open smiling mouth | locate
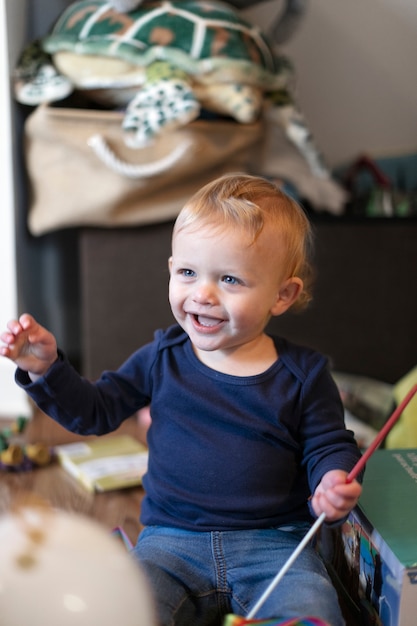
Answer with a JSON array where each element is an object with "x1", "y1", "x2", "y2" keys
[{"x1": 192, "y1": 314, "x2": 224, "y2": 329}]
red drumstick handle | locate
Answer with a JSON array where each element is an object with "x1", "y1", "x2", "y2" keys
[{"x1": 346, "y1": 383, "x2": 417, "y2": 483}]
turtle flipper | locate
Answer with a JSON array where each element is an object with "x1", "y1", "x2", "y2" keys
[
  {"x1": 267, "y1": 88, "x2": 329, "y2": 180},
  {"x1": 195, "y1": 83, "x2": 263, "y2": 124},
  {"x1": 122, "y1": 62, "x2": 200, "y2": 147},
  {"x1": 260, "y1": 103, "x2": 348, "y2": 214},
  {"x1": 13, "y1": 39, "x2": 73, "y2": 106}
]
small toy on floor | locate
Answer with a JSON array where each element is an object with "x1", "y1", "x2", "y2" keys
[{"x1": 0, "y1": 416, "x2": 52, "y2": 471}]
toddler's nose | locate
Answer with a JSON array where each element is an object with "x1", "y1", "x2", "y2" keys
[{"x1": 192, "y1": 282, "x2": 217, "y2": 304}]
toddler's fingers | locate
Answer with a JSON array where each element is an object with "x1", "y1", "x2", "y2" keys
[
  {"x1": 0, "y1": 331, "x2": 15, "y2": 345},
  {"x1": 312, "y1": 495, "x2": 348, "y2": 522},
  {"x1": 0, "y1": 338, "x2": 20, "y2": 359},
  {"x1": 329, "y1": 482, "x2": 359, "y2": 503},
  {"x1": 19, "y1": 313, "x2": 36, "y2": 330},
  {"x1": 312, "y1": 484, "x2": 361, "y2": 521},
  {"x1": 19, "y1": 314, "x2": 49, "y2": 346},
  {"x1": 6, "y1": 319, "x2": 23, "y2": 336},
  {"x1": 311, "y1": 493, "x2": 334, "y2": 520},
  {"x1": 0, "y1": 345, "x2": 10, "y2": 357}
]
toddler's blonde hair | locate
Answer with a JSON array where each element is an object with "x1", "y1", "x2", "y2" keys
[{"x1": 174, "y1": 173, "x2": 315, "y2": 310}]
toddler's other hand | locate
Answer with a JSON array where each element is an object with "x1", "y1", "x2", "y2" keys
[
  {"x1": 0, "y1": 313, "x2": 58, "y2": 380},
  {"x1": 311, "y1": 469, "x2": 362, "y2": 522}
]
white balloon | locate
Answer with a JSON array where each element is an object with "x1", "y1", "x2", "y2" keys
[{"x1": 0, "y1": 505, "x2": 157, "y2": 626}]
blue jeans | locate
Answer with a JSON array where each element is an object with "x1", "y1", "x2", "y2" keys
[{"x1": 131, "y1": 524, "x2": 345, "y2": 626}]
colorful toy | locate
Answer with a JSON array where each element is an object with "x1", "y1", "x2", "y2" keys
[
  {"x1": 224, "y1": 617, "x2": 329, "y2": 626},
  {"x1": 0, "y1": 417, "x2": 52, "y2": 471}
]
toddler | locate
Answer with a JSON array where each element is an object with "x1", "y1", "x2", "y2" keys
[{"x1": 1, "y1": 173, "x2": 362, "y2": 626}]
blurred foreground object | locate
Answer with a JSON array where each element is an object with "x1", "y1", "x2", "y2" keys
[{"x1": 0, "y1": 501, "x2": 157, "y2": 626}]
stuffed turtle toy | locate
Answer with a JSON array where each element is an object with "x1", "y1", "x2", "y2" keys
[
  {"x1": 15, "y1": 0, "x2": 295, "y2": 142},
  {"x1": 14, "y1": 0, "x2": 346, "y2": 213}
]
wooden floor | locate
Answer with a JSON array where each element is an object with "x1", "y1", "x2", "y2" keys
[{"x1": 0, "y1": 406, "x2": 147, "y2": 547}]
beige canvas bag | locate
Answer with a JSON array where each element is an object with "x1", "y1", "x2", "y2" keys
[{"x1": 24, "y1": 103, "x2": 263, "y2": 235}]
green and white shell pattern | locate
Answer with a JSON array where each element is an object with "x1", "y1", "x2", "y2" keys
[{"x1": 42, "y1": 0, "x2": 291, "y2": 90}]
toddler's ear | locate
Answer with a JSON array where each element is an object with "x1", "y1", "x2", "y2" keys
[
  {"x1": 168, "y1": 257, "x2": 173, "y2": 273},
  {"x1": 270, "y1": 277, "x2": 303, "y2": 316}
]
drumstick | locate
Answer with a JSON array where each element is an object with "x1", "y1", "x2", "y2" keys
[
  {"x1": 246, "y1": 511, "x2": 326, "y2": 619},
  {"x1": 346, "y1": 383, "x2": 417, "y2": 483},
  {"x1": 246, "y1": 383, "x2": 417, "y2": 619}
]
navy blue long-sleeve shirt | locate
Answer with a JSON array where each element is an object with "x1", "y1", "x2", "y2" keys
[{"x1": 16, "y1": 325, "x2": 361, "y2": 530}]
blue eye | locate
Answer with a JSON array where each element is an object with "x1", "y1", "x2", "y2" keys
[
  {"x1": 222, "y1": 275, "x2": 240, "y2": 285},
  {"x1": 181, "y1": 269, "x2": 195, "y2": 278}
]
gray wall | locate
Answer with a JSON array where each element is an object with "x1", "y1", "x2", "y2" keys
[{"x1": 244, "y1": 0, "x2": 417, "y2": 166}]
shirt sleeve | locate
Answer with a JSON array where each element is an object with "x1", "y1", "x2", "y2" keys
[
  {"x1": 15, "y1": 345, "x2": 156, "y2": 436},
  {"x1": 298, "y1": 357, "x2": 363, "y2": 493}
]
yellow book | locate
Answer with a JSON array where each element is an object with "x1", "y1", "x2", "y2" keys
[{"x1": 55, "y1": 435, "x2": 148, "y2": 492}]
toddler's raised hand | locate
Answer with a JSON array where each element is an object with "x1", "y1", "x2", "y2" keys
[
  {"x1": 311, "y1": 469, "x2": 362, "y2": 522},
  {"x1": 0, "y1": 313, "x2": 58, "y2": 381}
]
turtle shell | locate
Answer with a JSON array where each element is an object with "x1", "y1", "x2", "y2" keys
[{"x1": 42, "y1": 0, "x2": 291, "y2": 89}]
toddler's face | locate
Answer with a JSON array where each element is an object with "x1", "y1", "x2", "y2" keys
[{"x1": 168, "y1": 222, "x2": 294, "y2": 358}]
